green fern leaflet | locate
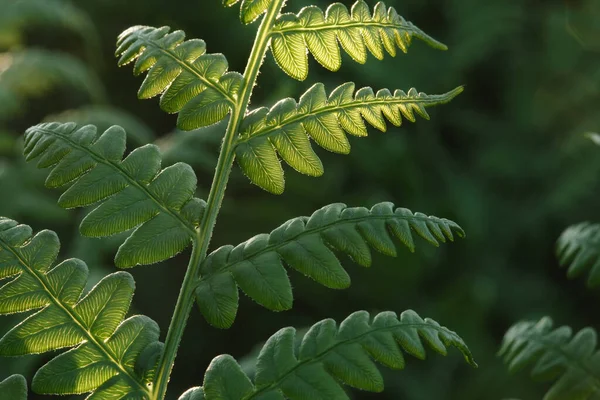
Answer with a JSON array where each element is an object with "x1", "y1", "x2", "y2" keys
[
  {"x1": 556, "y1": 222, "x2": 600, "y2": 287},
  {"x1": 23, "y1": 122, "x2": 206, "y2": 268},
  {"x1": 180, "y1": 310, "x2": 476, "y2": 400},
  {"x1": 500, "y1": 317, "x2": 600, "y2": 400},
  {"x1": 196, "y1": 202, "x2": 465, "y2": 328},
  {"x1": 269, "y1": 1, "x2": 447, "y2": 80},
  {"x1": 0, "y1": 375, "x2": 27, "y2": 400},
  {"x1": 116, "y1": 26, "x2": 243, "y2": 130},
  {"x1": 236, "y1": 84, "x2": 462, "y2": 194},
  {"x1": 0, "y1": 217, "x2": 163, "y2": 398}
]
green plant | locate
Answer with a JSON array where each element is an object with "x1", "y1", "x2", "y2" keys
[
  {"x1": 0, "y1": 1, "x2": 477, "y2": 399},
  {"x1": 499, "y1": 135, "x2": 600, "y2": 399}
]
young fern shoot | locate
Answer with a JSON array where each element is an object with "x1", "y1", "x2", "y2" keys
[{"x1": 0, "y1": 1, "x2": 476, "y2": 399}]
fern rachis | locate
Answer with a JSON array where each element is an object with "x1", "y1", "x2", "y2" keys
[{"x1": 0, "y1": 0, "x2": 475, "y2": 399}]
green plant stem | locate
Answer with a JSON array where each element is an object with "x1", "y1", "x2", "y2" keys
[{"x1": 151, "y1": 2, "x2": 286, "y2": 399}]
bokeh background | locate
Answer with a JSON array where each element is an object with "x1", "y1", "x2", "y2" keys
[{"x1": 2, "y1": 0, "x2": 600, "y2": 398}]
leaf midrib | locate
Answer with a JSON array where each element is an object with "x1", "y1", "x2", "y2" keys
[
  {"x1": 144, "y1": 42, "x2": 236, "y2": 105},
  {"x1": 237, "y1": 90, "x2": 458, "y2": 143},
  {"x1": 34, "y1": 127, "x2": 196, "y2": 237},
  {"x1": 245, "y1": 321, "x2": 467, "y2": 399},
  {"x1": 0, "y1": 238, "x2": 151, "y2": 397},
  {"x1": 272, "y1": 20, "x2": 418, "y2": 35},
  {"x1": 198, "y1": 213, "x2": 459, "y2": 285}
]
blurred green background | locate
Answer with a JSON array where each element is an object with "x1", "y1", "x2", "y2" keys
[{"x1": 2, "y1": 0, "x2": 600, "y2": 398}]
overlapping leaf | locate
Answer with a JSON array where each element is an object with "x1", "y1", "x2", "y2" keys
[
  {"x1": 179, "y1": 310, "x2": 476, "y2": 400},
  {"x1": 23, "y1": 122, "x2": 206, "y2": 268},
  {"x1": 500, "y1": 317, "x2": 600, "y2": 400},
  {"x1": 269, "y1": 1, "x2": 448, "y2": 80},
  {"x1": 0, "y1": 375, "x2": 27, "y2": 400},
  {"x1": 0, "y1": 218, "x2": 163, "y2": 398},
  {"x1": 556, "y1": 222, "x2": 600, "y2": 287},
  {"x1": 236, "y1": 83, "x2": 463, "y2": 194},
  {"x1": 195, "y1": 202, "x2": 465, "y2": 328},
  {"x1": 116, "y1": 25, "x2": 243, "y2": 129}
]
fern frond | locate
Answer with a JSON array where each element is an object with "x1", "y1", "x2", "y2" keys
[
  {"x1": 0, "y1": 0, "x2": 99, "y2": 55},
  {"x1": 0, "y1": 50, "x2": 105, "y2": 122},
  {"x1": 269, "y1": 1, "x2": 447, "y2": 80},
  {"x1": 0, "y1": 217, "x2": 163, "y2": 398},
  {"x1": 236, "y1": 83, "x2": 462, "y2": 194},
  {"x1": 0, "y1": 375, "x2": 27, "y2": 400},
  {"x1": 499, "y1": 317, "x2": 600, "y2": 400},
  {"x1": 556, "y1": 222, "x2": 600, "y2": 287},
  {"x1": 195, "y1": 202, "x2": 464, "y2": 328},
  {"x1": 45, "y1": 105, "x2": 155, "y2": 146},
  {"x1": 179, "y1": 310, "x2": 476, "y2": 400},
  {"x1": 116, "y1": 26, "x2": 243, "y2": 129},
  {"x1": 23, "y1": 122, "x2": 206, "y2": 268}
]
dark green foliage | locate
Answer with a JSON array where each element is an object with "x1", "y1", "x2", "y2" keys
[
  {"x1": 180, "y1": 310, "x2": 475, "y2": 400},
  {"x1": 556, "y1": 222, "x2": 600, "y2": 287},
  {"x1": 196, "y1": 201, "x2": 464, "y2": 328},
  {"x1": 0, "y1": 375, "x2": 27, "y2": 400},
  {"x1": 500, "y1": 317, "x2": 600, "y2": 400}
]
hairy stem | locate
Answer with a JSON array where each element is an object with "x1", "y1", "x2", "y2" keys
[{"x1": 151, "y1": 2, "x2": 286, "y2": 399}]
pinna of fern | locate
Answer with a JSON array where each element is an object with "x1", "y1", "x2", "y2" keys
[
  {"x1": 0, "y1": 217, "x2": 163, "y2": 398},
  {"x1": 224, "y1": 0, "x2": 448, "y2": 79},
  {"x1": 556, "y1": 222, "x2": 600, "y2": 287},
  {"x1": 235, "y1": 83, "x2": 463, "y2": 194},
  {"x1": 179, "y1": 310, "x2": 476, "y2": 400},
  {"x1": 22, "y1": 122, "x2": 206, "y2": 268},
  {"x1": 195, "y1": 201, "x2": 465, "y2": 328},
  {"x1": 500, "y1": 316, "x2": 600, "y2": 400},
  {"x1": 0, "y1": 375, "x2": 27, "y2": 400}
]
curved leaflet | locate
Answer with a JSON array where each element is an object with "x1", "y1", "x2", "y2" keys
[
  {"x1": 179, "y1": 310, "x2": 476, "y2": 399},
  {"x1": 236, "y1": 83, "x2": 462, "y2": 194},
  {"x1": 500, "y1": 317, "x2": 600, "y2": 400},
  {"x1": 195, "y1": 201, "x2": 465, "y2": 328},
  {"x1": 0, "y1": 375, "x2": 27, "y2": 400},
  {"x1": 23, "y1": 122, "x2": 206, "y2": 268},
  {"x1": 270, "y1": 1, "x2": 447, "y2": 80},
  {"x1": 0, "y1": 217, "x2": 162, "y2": 398},
  {"x1": 116, "y1": 26, "x2": 243, "y2": 129},
  {"x1": 556, "y1": 222, "x2": 600, "y2": 287}
]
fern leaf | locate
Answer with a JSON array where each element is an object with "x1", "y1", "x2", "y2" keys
[
  {"x1": 180, "y1": 310, "x2": 476, "y2": 400},
  {"x1": 556, "y1": 222, "x2": 600, "y2": 287},
  {"x1": 0, "y1": 217, "x2": 162, "y2": 398},
  {"x1": 23, "y1": 122, "x2": 206, "y2": 268},
  {"x1": 236, "y1": 84, "x2": 462, "y2": 194},
  {"x1": 500, "y1": 317, "x2": 600, "y2": 400},
  {"x1": 116, "y1": 25, "x2": 243, "y2": 129},
  {"x1": 195, "y1": 202, "x2": 464, "y2": 328},
  {"x1": 269, "y1": 1, "x2": 447, "y2": 80},
  {"x1": 0, "y1": 375, "x2": 27, "y2": 400}
]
